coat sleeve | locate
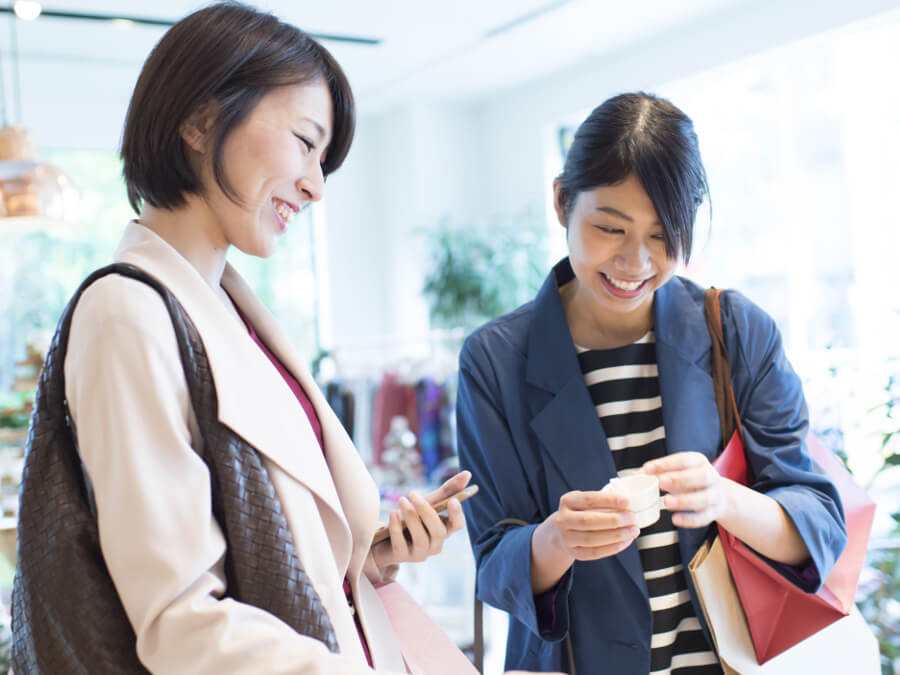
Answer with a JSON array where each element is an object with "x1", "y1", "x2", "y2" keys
[
  {"x1": 456, "y1": 334, "x2": 573, "y2": 641},
  {"x1": 65, "y1": 276, "x2": 390, "y2": 675},
  {"x1": 722, "y1": 290, "x2": 847, "y2": 590}
]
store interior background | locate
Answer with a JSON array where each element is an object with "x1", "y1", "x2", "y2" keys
[{"x1": 1, "y1": 0, "x2": 900, "y2": 672}]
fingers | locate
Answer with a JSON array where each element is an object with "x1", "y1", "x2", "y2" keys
[
  {"x1": 388, "y1": 490, "x2": 466, "y2": 563},
  {"x1": 656, "y1": 465, "x2": 718, "y2": 494},
  {"x1": 425, "y1": 470, "x2": 471, "y2": 505},
  {"x1": 444, "y1": 498, "x2": 465, "y2": 534},
  {"x1": 553, "y1": 491, "x2": 640, "y2": 561},
  {"x1": 643, "y1": 451, "x2": 707, "y2": 476},
  {"x1": 561, "y1": 490, "x2": 630, "y2": 512},
  {"x1": 562, "y1": 525, "x2": 640, "y2": 550},
  {"x1": 556, "y1": 504, "x2": 636, "y2": 532},
  {"x1": 388, "y1": 509, "x2": 409, "y2": 563},
  {"x1": 669, "y1": 508, "x2": 718, "y2": 528},
  {"x1": 397, "y1": 495, "x2": 435, "y2": 561},
  {"x1": 663, "y1": 482, "x2": 727, "y2": 517}
]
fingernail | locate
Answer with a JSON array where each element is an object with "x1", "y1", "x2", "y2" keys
[
  {"x1": 409, "y1": 493, "x2": 423, "y2": 505},
  {"x1": 399, "y1": 497, "x2": 411, "y2": 509}
]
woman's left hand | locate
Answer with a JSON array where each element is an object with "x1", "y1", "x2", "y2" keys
[
  {"x1": 371, "y1": 471, "x2": 470, "y2": 567},
  {"x1": 643, "y1": 452, "x2": 732, "y2": 528}
]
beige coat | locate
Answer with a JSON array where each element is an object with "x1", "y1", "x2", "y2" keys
[{"x1": 64, "y1": 222, "x2": 407, "y2": 674}]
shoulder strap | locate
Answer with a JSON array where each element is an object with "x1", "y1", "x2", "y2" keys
[{"x1": 703, "y1": 288, "x2": 744, "y2": 449}]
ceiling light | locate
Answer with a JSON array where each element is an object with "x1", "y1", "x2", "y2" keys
[
  {"x1": 0, "y1": 127, "x2": 79, "y2": 232},
  {"x1": 13, "y1": 1, "x2": 42, "y2": 22},
  {"x1": 111, "y1": 18, "x2": 135, "y2": 30}
]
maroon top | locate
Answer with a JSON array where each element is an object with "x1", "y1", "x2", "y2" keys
[{"x1": 234, "y1": 305, "x2": 374, "y2": 667}]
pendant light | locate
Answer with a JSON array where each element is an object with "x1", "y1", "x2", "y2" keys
[{"x1": 0, "y1": 11, "x2": 78, "y2": 232}]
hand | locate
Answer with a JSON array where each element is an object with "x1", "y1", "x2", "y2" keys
[
  {"x1": 371, "y1": 471, "x2": 470, "y2": 567},
  {"x1": 642, "y1": 451, "x2": 731, "y2": 528},
  {"x1": 549, "y1": 489, "x2": 640, "y2": 562}
]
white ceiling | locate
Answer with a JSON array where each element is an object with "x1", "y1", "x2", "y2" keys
[{"x1": 2, "y1": 0, "x2": 748, "y2": 123}]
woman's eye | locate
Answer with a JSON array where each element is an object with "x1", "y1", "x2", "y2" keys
[
  {"x1": 651, "y1": 233, "x2": 667, "y2": 241},
  {"x1": 294, "y1": 134, "x2": 314, "y2": 152},
  {"x1": 595, "y1": 225, "x2": 623, "y2": 234}
]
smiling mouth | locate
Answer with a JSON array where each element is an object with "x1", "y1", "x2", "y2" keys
[
  {"x1": 273, "y1": 198, "x2": 299, "y2": 227},
  {"x1": 601, "y1": 272, "x2": 649, "y2": 292}
]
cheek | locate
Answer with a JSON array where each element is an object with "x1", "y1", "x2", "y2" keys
[{"x1": 653, "y1": 251, "x2": 680, "y2": 283}]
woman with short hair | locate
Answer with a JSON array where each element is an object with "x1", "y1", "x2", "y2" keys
[{"x1": 13, "y1": 4, "x2": 471, "y2": 673}]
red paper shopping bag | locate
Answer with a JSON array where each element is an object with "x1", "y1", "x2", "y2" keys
[
  {"x1": 713, "y1": 430, "x2": 876, "y2": 664},
  {"x1": 703, "y1": 286, "x2": 876, "y2": 664}
]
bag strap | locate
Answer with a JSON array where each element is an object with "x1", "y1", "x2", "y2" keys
[{"x1": 703, "y1": 288, "x2": 744, "y2": 449}]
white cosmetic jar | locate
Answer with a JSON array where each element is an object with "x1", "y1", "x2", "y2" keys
[{"x1": 602, "y1": 473, "x2": 661, "y2": 528}]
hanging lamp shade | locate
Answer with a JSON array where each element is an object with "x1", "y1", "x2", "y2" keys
[{"x1": 0, "y1": 126, "x2": 79, "y2": 232}]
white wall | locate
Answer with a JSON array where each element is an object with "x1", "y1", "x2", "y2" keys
[
  {"x1": 324, "y1": 0, "x2": 900, "y2": 346},
  {"x1": 322, "y1": 100, "x2": 482, "y2": 349}
]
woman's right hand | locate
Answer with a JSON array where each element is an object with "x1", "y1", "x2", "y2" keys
[
  {"x1": 551, "y1": 490, "x2": 640, "y2": 561},
  {"x1": 530, "y1": 489, "x2": 640, "y2": 593}
]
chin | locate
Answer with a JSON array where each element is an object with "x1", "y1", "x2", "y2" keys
[{"x1": 234, "y1": 241, "x2": 276, "y2": 259}]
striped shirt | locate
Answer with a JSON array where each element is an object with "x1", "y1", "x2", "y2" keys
[{"x1": 577, "y1": 332, "x2": 722, "y2": 675}]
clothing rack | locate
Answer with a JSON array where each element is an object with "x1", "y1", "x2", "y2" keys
[{"x1": 323, "y1": 329, "x2": 465, "y2": 382}]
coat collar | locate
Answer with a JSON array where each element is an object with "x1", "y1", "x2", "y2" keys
[
  {"x1": 112, "y1": 222, "x2": 380, "y2": 574},
  {"x1": 526, "y1": 258, "x2": 712, "y2": 393}
]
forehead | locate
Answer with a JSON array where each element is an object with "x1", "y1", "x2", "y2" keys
[
  {"x1": 575, "y1": 175, "x2": 659, "y2": 221},
  {"x1": 252, "y1": 81, "x2": 333, "y2": 137}
]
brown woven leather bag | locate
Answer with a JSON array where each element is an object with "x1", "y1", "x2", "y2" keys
[{"x1": 12, "y1": 263, "x2": 338, "y2": 674}]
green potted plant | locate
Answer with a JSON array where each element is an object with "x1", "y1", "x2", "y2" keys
[{"x1": 421, "y1": 208, "x2": 548, "y2": 334}]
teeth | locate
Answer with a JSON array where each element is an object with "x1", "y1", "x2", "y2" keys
[
  {"x1": 605, "y1": 274, "x2": 644, "y2": 291},
  {"x1": 274, "y1": 201, "x2": 296, "y2": 224}
]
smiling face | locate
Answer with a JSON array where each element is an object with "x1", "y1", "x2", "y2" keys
[
  {"x1": 192, "y1": 80, "x2": 333, "y2": 258},
  {"x1": 555, "y1": 173, "x2": 682, "y2": 341}
]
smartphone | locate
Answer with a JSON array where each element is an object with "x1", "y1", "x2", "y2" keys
[{"x1": 371, "y1": 484, "x2": 479, "y2": 545}]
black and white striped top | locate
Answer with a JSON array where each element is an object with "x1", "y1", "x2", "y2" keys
[{"x1": 577, "y1": 332, "x2": 722, "y2": 675}]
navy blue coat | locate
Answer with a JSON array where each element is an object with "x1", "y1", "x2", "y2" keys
[{"x1": 457, "y1": 259, "x2": 847, "y2": 674}]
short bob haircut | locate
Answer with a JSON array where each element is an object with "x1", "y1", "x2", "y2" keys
[
  {"x1": 121, "y1": 1, "x2": 355, "y2": 214},
  {"x1": 556, "y1": 92, "x2": 709, "y2": 261}
]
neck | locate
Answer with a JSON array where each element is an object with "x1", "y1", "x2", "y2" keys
[
  {"x1": 561, "y1": 280, "x2": 654, "y2": 349},
  {"x1": 138, "y1": 199, "x2": 229, "y2": 291}
]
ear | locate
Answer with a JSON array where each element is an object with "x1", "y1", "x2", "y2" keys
[
  {"x1": 180, "y1": 101, "x2": 217, "y2": 153},
  {"x1": 552, "y1": 178, "x2": 568, "y2": 229}
]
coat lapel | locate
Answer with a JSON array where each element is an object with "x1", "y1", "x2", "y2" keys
[
  {"x1": 525, "y1": 259, "x2": 645, "y2": 595},
  {"x1": 653, "y1": 277, "x2": 723, "y2": 567},
  {"x1": 113, "y1": 223, "x2": 358, "y2": 569},
  {"x1": 222, "y1": 264, "x2": 379, "y2": 577}
]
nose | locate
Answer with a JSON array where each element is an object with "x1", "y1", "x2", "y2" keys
[
  {"x1": 297, "y1": 161, "x2": 325, "y2": 204},
  {"x1": 614, "y1": 235, "x2": 651, "y2": 274}
]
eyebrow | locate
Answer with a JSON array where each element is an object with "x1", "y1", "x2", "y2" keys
[
  {"x1": 301, "y1": 117, "x2": 328, "y2": 142},
  {"x1": 595, "y1": 206, "x2": 634, "y2": 221},
  {"x1": 595, "y1": 206, "x2": 662, "y2": 226}
]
